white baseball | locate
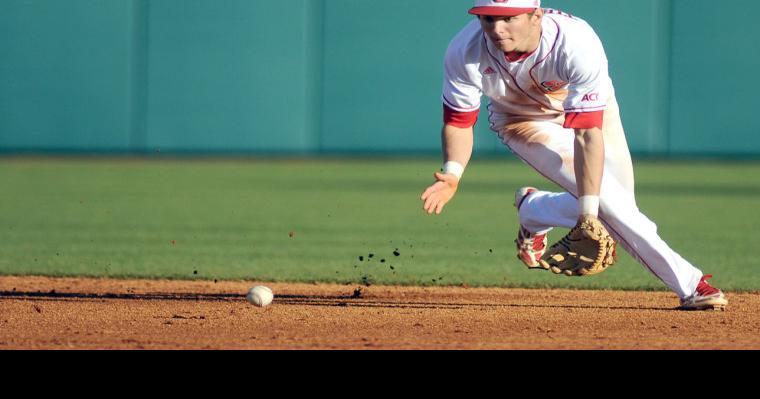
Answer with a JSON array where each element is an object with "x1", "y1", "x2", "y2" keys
[{"x1": 246, "y1": 286, "x2": 274, "y2": 307}]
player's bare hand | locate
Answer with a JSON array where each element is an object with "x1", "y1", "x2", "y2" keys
[{"x1": 421, "y1": 172, "x2": 459, "y2": 215}]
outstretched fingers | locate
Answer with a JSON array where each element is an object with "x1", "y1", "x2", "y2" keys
[
  {"x1": 423, "y1": 192, "x2": 442, "y2": 215},
  {"x1": 421, "y1": 173, "x2": 456, "y2": 215},
  {"x1": 420, "y1": 186, "x2": 436, "y2": 202},
  {"x1": 435, "y1": 200, "x2": 446, "y2": 215}
]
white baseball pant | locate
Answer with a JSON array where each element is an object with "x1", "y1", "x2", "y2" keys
[{"x1": 490, "y1": 96, "x2": 703, "y2": 299}]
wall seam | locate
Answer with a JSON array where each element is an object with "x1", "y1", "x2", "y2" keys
[
  {"x1": 130, "y1": 0, "x2": 149, "y2": 153},
  {"x1": 304, "y1": 0, "x2": 325, "y2": 154},
  {"x1": 665, "y1": 0, "x2": 675, "y2": 155},
  {"x1": 317, "y1": 0, "x2": 326, "y2": 154}
]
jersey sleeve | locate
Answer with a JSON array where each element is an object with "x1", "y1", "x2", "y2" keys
[
  {"x1": 442, "y1": 40, "x2": 483, "y2": 114},
  {"x1": 443, "y1": 104, "x2": 479, "y2": 128},
  {"x1": 560, "y1": 30, "x2": 610, "y2": 119},
  {"x1": 564, "y1": 110, "x2": 604, "y2": 129}
]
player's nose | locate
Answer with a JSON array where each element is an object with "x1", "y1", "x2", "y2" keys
[
  {"x1": 486, "y1": 22, "x2": 507, "y2": 36},
  {"x1": 490, "y1": 19, "x2": 507, "y2": 28}
]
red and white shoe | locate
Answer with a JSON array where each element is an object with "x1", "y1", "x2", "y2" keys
[
  {"x1": 514, "y1": 187, "x2": 548, "y2": 269},
  {"x1": 680, "y1": 275, "x2": 728, "y2": 311}
]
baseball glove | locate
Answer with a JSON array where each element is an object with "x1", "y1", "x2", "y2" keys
[{"x1": 539, "y1": 216, "x2": 617, "y2": 277}]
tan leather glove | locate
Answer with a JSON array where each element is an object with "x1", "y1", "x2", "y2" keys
[{"x1": 539, "y1": 216, "x2": 618, "y2": 277}]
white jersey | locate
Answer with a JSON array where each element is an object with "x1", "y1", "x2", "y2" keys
[
  {"x1": 439, "y1": 8, "x2": 713, "y2": 306},
  {"x1": 442, "y1": 9, "x2": 612, "y2": 124}
]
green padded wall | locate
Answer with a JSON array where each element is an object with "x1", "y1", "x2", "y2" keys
[
  {"x1": 319, "y1": 0, "x2": 502, "y2": 153},
  {"x1": 144, "y1": 0, "x2": 317, "y2": 152},
  {"x1": 1, "y1": 0, "x2": 758, "y2": 156},
  {"x1": 669, "y1": 0, "x2": 760, "y2": 155},
  {"x1": 0, "y1": 0, "x2": 134, "y2": 151}
]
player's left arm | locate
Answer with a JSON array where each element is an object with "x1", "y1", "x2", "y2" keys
[
  {"x1": 561, "y1": 29, "x2": 610, "y2": 220},
  {"x1": 574, "y1": 127, "x2": 604, "y2": 219}
]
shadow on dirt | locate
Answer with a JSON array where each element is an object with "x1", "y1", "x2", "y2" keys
[
  {"x1": 0, "y1": 291, "x2": 240, "y2": 302},
  {"x1": 0, "y1": 290, "x2": 677, "y2": 311}
]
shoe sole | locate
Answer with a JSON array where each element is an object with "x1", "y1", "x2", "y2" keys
[
  {"x1": 517, "y1": 253, "x2": 544, "y2": 269},
  {"x1": 679, "y1": 296, "x2": 728, "y2": 311},
  {"x1": 679, "y1": 303, "x2": 727, "y2": 311}
]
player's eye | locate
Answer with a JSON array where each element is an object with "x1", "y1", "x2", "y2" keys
[{"x1": 480, "y1": 16, "x2": 513, "y2": 24}]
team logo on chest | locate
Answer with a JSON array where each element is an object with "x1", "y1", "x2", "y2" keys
[
  {"x1": 541, "y1": 80, "x2": 567, "y2": 92},
  {"x1": 483, "y1": 66, "x2": 497, "y2": 75}
]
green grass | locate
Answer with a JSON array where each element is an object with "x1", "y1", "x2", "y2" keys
[{"x1": 1, "y1": 157, "x2": 759, "y2": 292}]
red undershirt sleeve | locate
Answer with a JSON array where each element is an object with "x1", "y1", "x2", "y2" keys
[
  {"x1": 443, "y1": 104, "x2": 479, "y2": 128},
  {"x1": 564, "y1": 110, "x2": 604, "y2": 130}
]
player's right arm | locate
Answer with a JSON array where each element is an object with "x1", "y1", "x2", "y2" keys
[
  {"x1": 423, "y1": 22, "x2": 483, "y2": 215},
  {"x1": 421, "y1": 123, "x2": 474, "y2": 215}
]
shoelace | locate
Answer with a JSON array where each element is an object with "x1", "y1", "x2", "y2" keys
[
  {"x1": 696, "y1": 275, "x2": 721, "y2": 296},
  {"x1": 517, "y1": 228, "x2": 546, "y2": 251},
  {"x1": 531, "y1": 235, "x2": 546, "y2": 251}
]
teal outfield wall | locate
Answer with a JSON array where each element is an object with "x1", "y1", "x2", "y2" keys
[{"x1": 1, "y1": 0, "x2": 759, "y2": 155}]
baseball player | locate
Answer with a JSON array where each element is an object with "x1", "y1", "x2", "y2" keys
[{"x1": 420, "y1": 0, "x2": 728, "y2": 310}]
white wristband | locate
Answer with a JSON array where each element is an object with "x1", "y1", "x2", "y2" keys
[
  {"x1": 578, "y1": 195, "x2": 600, "y2": 218},
  {"x1": 443, "y1": 161, "x2": 465, "y2": 180}
]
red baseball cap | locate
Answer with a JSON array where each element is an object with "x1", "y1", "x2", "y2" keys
[{"x1": 469, "y1": 0, "x2": 541, "y2": 17}]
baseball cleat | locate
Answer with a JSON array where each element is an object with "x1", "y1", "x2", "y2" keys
[
  {"x1": 679, "y1": 275, "x2": 728, "y2": 311},
  {"x1": 514, "y1": 187, "x2": 548, "y2": 269}
]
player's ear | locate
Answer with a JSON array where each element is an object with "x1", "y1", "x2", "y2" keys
[{"x1": 531, "y1": 8, "x2": 544, "y2": 23}]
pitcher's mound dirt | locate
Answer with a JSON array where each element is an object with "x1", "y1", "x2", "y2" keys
[{"x1": 1, "y1": 276, "x2": 758, "y2": 349}]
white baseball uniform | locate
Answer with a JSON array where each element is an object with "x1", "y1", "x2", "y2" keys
[{"x1": 442, "y1": 9, "x2": 704, "y2": 299}]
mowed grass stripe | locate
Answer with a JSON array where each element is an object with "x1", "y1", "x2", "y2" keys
[{"x1": 1, "y1": 157, "x2": 758, "y2": 292}]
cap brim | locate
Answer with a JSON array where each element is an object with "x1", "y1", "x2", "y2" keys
[{"x1": 469, "y1": 7, "x2": 537, "y2": 17}]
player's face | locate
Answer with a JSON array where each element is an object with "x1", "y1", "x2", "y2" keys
[{"x1": 479, "y1": 11, "x2": 543, "y2": 53}]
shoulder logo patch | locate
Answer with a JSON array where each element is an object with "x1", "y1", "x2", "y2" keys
[{"x1": 541, "y1": 81, "x2": 567, "y2": 92}]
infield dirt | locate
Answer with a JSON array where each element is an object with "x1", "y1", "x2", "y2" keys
[{"x1": 1, "y1": 276, "x2": 758, "y2": 350}]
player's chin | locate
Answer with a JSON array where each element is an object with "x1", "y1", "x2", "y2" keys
[
  {"x1": 499, "y1": 43, "x2": 517, "y2": 52},
  {"x1": 492, "y1": 39, "x2": 515, "y2": 52}
]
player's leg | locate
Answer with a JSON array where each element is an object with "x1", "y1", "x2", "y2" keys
[
  {"x1": 514, "y1": 97, "x2": 636, "y2": 235},
  {"x1": 500, "y1": 119, "x2": 582, "y2": 235},
  {"x1": 593, "y1": 167, "x2": 725, "y2": 309},
  {"x1": 499, "y1": 117, "x2": 580, "y2": 268},
  {"x1": 518, "y1": 190, "x2": 577, "y2": 234},
  {"x1": 496, "y1": 101, "x2": 713, "y2": 302}
]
